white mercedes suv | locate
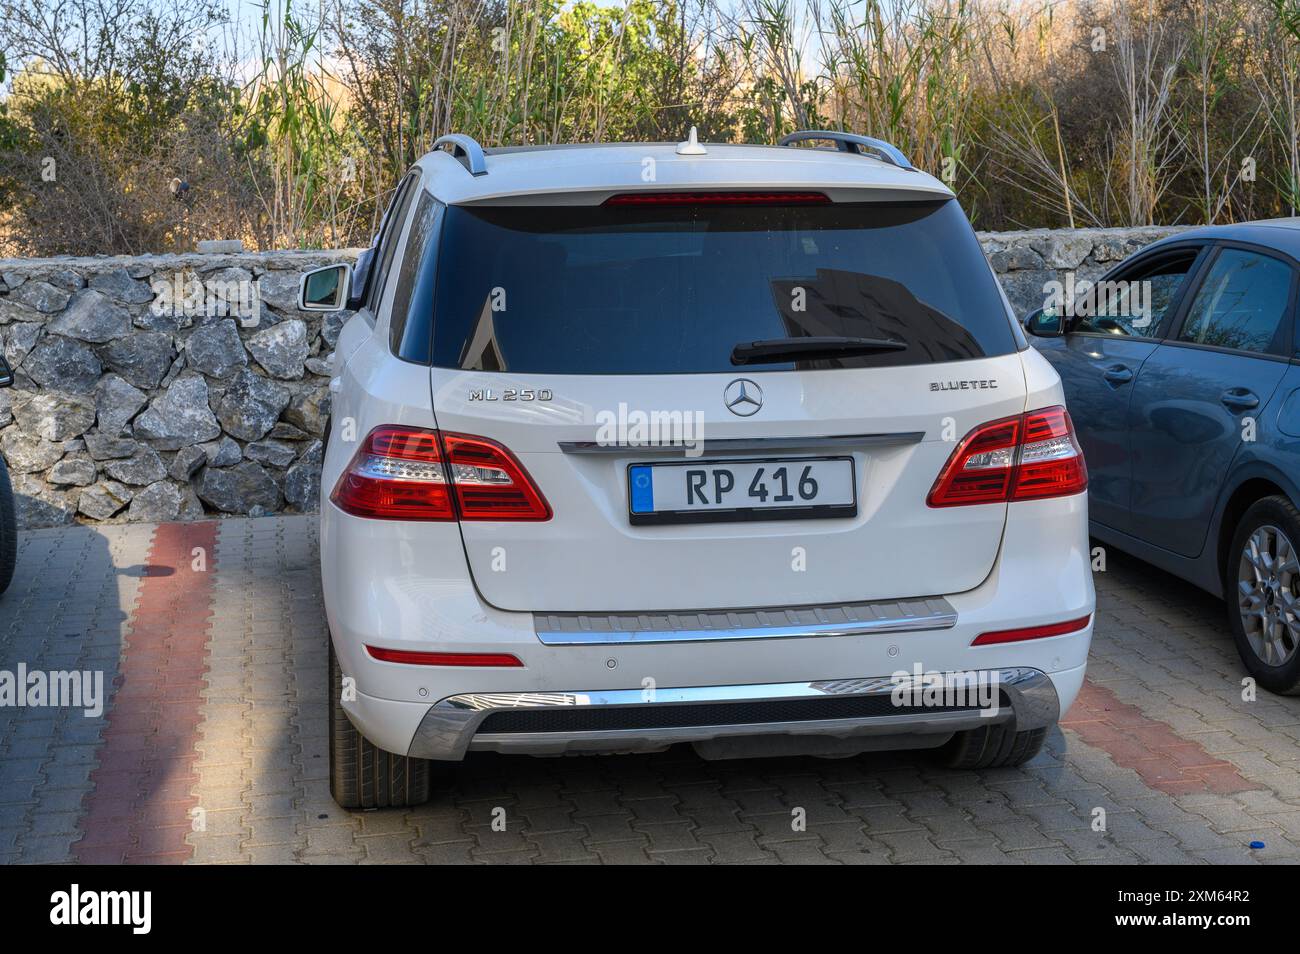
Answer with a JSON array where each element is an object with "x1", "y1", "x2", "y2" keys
[{"x1": 302, "y1": 129, "x2": 1095, "y2": 809}]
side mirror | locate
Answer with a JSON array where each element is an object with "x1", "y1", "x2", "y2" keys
[
  {"x1": 299, "y1": 264, "x2": 351, "y2": 311},
  {"x1": 1024, "y1": 307, "x2": 1066, "y2": 338},
  {"x1": 0, "y1": 355, "x2": 13, "y2": 388}
]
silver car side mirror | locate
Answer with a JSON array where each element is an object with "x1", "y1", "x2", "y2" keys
[{"x1": 299, "y1": 264, "x2": 352, "y2": 312}]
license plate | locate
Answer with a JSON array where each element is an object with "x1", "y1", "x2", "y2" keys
[{"x1": 627, "y1": 457, "x2": 857, "y2": 526}]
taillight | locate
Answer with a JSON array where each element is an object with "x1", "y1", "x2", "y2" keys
[
  {"x1": 441, "y1": 432, "x2": 552, "y2": 520},
  {"x1": 1012, "y1": 407, "x2": 1089, "y2": 501},
  {"x1": 330, "y1": 425, "x2": 454, "y2": 520},
  {"x1": 927, "y1": 406, "x2": 1087, "y2": 507},
  {"x1": 603, "y1": 191, "x2": 830, "y2": 206},
  {"x1": 330, "y1": 425, "x2": 550, "y2": 521}
]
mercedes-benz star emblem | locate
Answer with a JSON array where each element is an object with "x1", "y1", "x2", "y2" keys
[{"x1": 724, "y1": 378, "x2": 763, "y2": 416}]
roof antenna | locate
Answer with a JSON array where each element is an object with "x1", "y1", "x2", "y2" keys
[{"x1": 676, "y1": 126, "x2": 707, "y2": 156}]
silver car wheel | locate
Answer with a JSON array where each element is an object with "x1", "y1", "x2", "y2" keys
[{"x1": 1238, "y1": 524, "x2": 1300, "y2": 667}]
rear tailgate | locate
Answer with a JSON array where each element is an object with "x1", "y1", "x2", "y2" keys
[
  {"x1": 424, "y1": 195, "x2": 1024, "y2": 613},
  {"x1": 433, "y1": 357, "x2": 1025, "y2": 612}
]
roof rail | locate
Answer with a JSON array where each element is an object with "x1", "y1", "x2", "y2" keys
[
  {"x1": 778, "y1": 130, "x2": 915, "y2": 172},
  {"x1": 433, "y1": 134, "x2": 489, "y2": 176}
]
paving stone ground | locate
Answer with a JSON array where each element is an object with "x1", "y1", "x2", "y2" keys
[{"x1": 2, "y1": 515, "x2": 1300, "y2": 864}]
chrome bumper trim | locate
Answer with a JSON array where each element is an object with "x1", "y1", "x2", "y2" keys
[
  {"x1": 406, "y1": 667, "x2": 1059, "y2": 760},
  {"x1": 557, "y1": 431, "x2": 925, "y2": 456},
  {"x1": 535, "y1": 597, "x2": 957, "y2": 646}
]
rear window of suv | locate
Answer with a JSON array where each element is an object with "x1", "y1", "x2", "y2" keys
[{"x1": 427, "y1": 198, "x2": 1014, "y2": 373}]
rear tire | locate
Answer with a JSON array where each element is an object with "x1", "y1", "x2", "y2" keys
[
  {"x1": 0, "y1": 457, "x2": 18, "y2": 596},
  {"x1": 940, "y1": 723, "x2": 1047, "y2": 769},
  {"x1": 328, "y1": 639, "x2": 432, "y2": 809},
  {"x1": 1226, "y1": 496, "x2": 1300, "y2": 695}
]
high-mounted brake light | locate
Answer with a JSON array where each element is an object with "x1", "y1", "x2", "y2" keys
[
  {"x1": 603, "y1": 191, "x2": 830, "y2": 206},
  {"x1": 971, "y1": 615, "x2": 1092, "y2": 646},
  {"x1": 927, "y1": 406, "x2": 1087, "y2": 507},
  {"x1": 366, "y1": 646, "x2": 524, "y2": 667},
  {"x1": 330, "y1": 425, "x2": 551, "y2": 521}
]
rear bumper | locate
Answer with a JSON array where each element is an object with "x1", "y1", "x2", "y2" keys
[
  {"x1": 406, "y1": 666, "x2": 1062, "y2": 759},
  {"x1": 322, "y1": 490, "x2": 1094, "y2": 759}
]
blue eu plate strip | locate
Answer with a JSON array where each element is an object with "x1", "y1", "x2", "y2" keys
[{"x1": 629, "y1": 465, "x2": 654, "y2": 513}]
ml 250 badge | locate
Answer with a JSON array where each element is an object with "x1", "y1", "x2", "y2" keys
[
  {"x1": 930, "y1": 379, "x2": 998, "y2": 392},
  {"x1": 468, "y1": 388, "x2": 553, "y2": 402}
]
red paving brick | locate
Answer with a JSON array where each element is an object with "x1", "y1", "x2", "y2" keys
[
  {"x1": 73, "y1": 521, "x2": 219, "y2": 864},
  {"x1": 1062, "y1": 679, "x2": 1260, "y2": 796}
]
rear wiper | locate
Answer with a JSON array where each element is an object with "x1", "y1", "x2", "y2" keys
[{"x1": 730, "y1": 335, "x2": 907, "y2": 365}]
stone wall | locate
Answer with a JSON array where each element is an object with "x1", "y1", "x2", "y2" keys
[
  {"x1": 0, "y1": 226, "x2": 1188, "y2": 527},
  {"x1": 0, "y1": 250, "x2": 360, "y2": 528}
]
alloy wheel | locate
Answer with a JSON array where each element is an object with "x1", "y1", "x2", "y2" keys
[{"x1": 1238, "y1": 524, "x2": 1300, "y2": 667}]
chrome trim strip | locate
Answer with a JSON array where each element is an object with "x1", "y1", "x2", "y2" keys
[
  {"x1": 557, "y1": 432, "x2": 924, "y2": 455},
  {"x1": 406, "y1": 667, "x2": 1059, "y2": 760},
  {"x1": 534, "y1": 598, "x2": 956, "y2": 646},
  {"x1": 442, "y1": 677, "x2": 905, "y2": 712}
]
